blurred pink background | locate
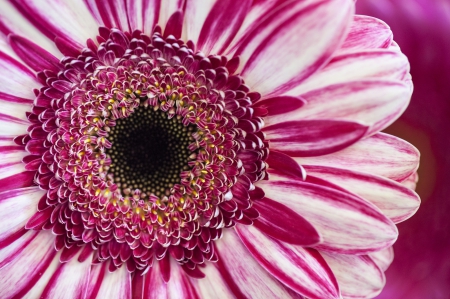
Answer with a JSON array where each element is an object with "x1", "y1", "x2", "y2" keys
[{"x1": 356, "y1": 1, "x2": 450, "y2": 298}]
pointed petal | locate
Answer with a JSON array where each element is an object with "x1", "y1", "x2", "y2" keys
[
  {"x1": 126, "y1": 0, "x2": 161, "y2": 34},
  {"x1": 0, "y1": 231, "x2": 57, "y2": 298},
  {"x1": 238, "y1": 0, "x2": 353, "y2": 96},
  {"x1": 0, "y1": 187, "x2": 44, "y2": 245},
  {"x1": 304, "y1": 165, "x2": 420, "y2": 223},
  {"x1": 266, "y1": 150, "x2": 306, "y2": 179},
  {"x1": 258, "y1": 174, "x2": 398, "y2": 254},
  {"x1": 9, "y1": 0, "x2": 98, "y2": 48},
  {"x1": 39, "y1": 250, "x2": 92, "y2": 299},
  {"x1": 321, "y1": 252, "x2": 385, "y2": 299},
  {"x1": 289, "y1": 50, "x2": 409, "y2": 95},
  {"x1": 237, "y1": 225, "x2": 340, "y2": 299},
  {"x1": 264, "y1": 120, "x2": 368, "y2": 157},
  {"x1": 9, "y1": 35, "x2": 62, "y2": 72},
  {"x1": 158, "y1": 0, "x2": 186, "y2": 34},
  {"x1": 295, "y1": 133, "x2": 420, "y2": 182},
  {"x1": 266, "y1": 80, "x2": 411, "y2": 135},
  {"x1": 253, "y1": 197, "x2": 321, "y2": 246},
  {"x1": 369, "y1": 246, "x2": 394, "y2": 272},
  {"x1": 195, "y1": 0, "x2": 252, "y2": 54},
  {"x1": 215, "y1": 230, "x2": 301, "y2": 298},
  {"x1": 253, "y1": 96, "x2": 305, "y2": 116},
  {"x1": 83, "y1": 0, "x2": 130, "y2": 32},
  {"x1": 339, "y1": 15, "x2": 392, "y2": 53}
]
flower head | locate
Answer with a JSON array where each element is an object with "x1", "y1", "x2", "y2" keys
[{"x1": 0, "y1": 0, "x2": 420, "y2": 298}]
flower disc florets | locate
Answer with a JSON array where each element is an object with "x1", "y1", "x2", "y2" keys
[{"x1": 20, "y1": 26, "x2": 268, "y2": 273}]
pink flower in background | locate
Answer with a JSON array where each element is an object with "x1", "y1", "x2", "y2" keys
[
  {"x1": 0, "y1": 0, "x2": 420, "y2": 298},
  {"x1": 357, "y1": 0, "x2": 450, "y2": 298}
]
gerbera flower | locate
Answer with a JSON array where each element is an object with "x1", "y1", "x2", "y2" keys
[{"x1": 0, "y1": 0, "x2": 420, "y2": 298}]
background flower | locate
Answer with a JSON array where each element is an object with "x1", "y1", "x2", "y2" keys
[{"x1": 357, "y1": 0, "x2": 450, "y2": 298}]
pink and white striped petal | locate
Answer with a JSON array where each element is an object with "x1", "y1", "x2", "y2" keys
[
  {"x1": 83, "y1": 0, "x2": 130, "y2": 32},
  {"x1": 236, "y1": 225, "x2": 340, "y2": 299},
  {"x1": 253, "y1": 197, "x2": 322, "y2": 246},
  {"x1": 191, "y1": 0, "x2": 251, "y2": 54},
  {"x1": 38, "y1": 251, "x2": 92, "y2": 299},
  {"x1": 215, "y1": 230, "x2": 303, "y2": 298},
  {"x1": 289, "y1": 50, "x2": 409, "y2": 95},
  {"x1": 304, "y1": 165, "x2": 420, "y2": 223},
  {"x1": 258, "y1": 174, "x2": 398, "y2": 254},
  {"x1": 0, "y1": 146, "x2": 28, "y2": 180},
  {"x1": 321, "y1": 252, "x2": 385, "y2": 299},
  {"x1": 158, "y1": 0, "x2": 185, "y2": 34},
  {"x1": 401, "y1": 171, "x2": 418, "y2": 190},
  {"x1": 338, "y1": 15, "x2": 392, "y2": 53},
  {"x1": 238, "y1": 0, "x2": 353, "y2": 96},
  {"x1": 0, "y1": 231, "x2": 57, "y2": 298},
  {"x1": 263, "y1": 119, "x2": 368, "y2": 157},
  {"x1": 188, "y1": 264, "x2": 236, "y2": 299},
  {"x1": 87, "y1": 263, "x2": 131, "y2": 299},
  {"x1": 126, "y1": 0, "x2": 161, "y2": 34},
  {"x1": 0, "y1": 1, "x2": 59, "y2": 56},
  {"x1": 295, "y1": 133, "x2": 419, "y2": 182},
  {"x1": 9, "y1": 0, "x2": 98, "y2": 49},
  {"x1": 266, "y1": 80, "x2": 411, "y2": 135},
  {"x1": 369, "y1": 246, "x2": 394, "y2": 272},
  {"x1": 0, "y1": 187, "x2": 44, "y2": 247},
  {"x1": 0, "y1": 51, "x2": 37, "y2": 99}
]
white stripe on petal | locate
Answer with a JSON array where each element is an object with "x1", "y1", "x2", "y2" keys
[
  {"x1": 127, "y1": 0, "x2": 161, "y2": 34},
  {"x1": 0, "y1": 51, "x2": 37, "y2": 99},
  {"x1": 239, "y1": 0, "x2": 353, "y2": 96},
  {"x1": 368, "y1": 246, "x2": 394, "y2": 272},
  {"x1": 258, "y1": 174, "x2": 398, "y2": 254},
  {"x1": 38, "y1": 250, "x2": 92, "y2": 299},
  {"x1": 94, "y1": 264, "x2": 132, "y2": 299},
  {"x1": 184, "y1": 0, "x2": 218, "y2": 46},
  {"x1": 236, "y1": 225, "x2": 340, "y2": 299},
  {"x1": 0, "y1": 146, "x2": 28, "y2": 180},
  {"x1": 189, "y1": 263, "x2": 235, "y2": 299},
  {"x1": 304, "y1": 165, "x2": 420, "y2": 223},
  {"x1": 295, "y1": 133, "x2": 420, "y2": 182},
  {"x1": 288, "y1": 50, "x2": 409, "y2": 95},
  {"x1": 266, "y1": 80, "x2": 411, "y2": 135},
  {"x1": 215, "y1": 230, "x2": 301, "y2": 298},
  {"x1": 321, "y1": 252, "x2": 385, "y2": 299},
  {"x1": 0, "y1": 187, "x2": 44, "y2": 243},
  {"x1": 83, "y1": 0, "x2": 130, "y2": 32},
  {"x1": 0, "y1": 231, "x2": 57, "y2": 298}
]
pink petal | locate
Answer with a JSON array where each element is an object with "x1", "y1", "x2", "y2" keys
[
  {"x1": 338, "y1": 15, "x2": 392, "y2": 53},
  {"x1": 290, "y1": 50, "x2": 409, "y2": 95},
  {"x1": 0, "y1": 231, "x2": 57, "y2": 298},
  {"x1": 158, "y1": 0, "x2": 186, "y2": 34},
  {"x1": 39, "y1": 250, "x2": 92, "y2": 298},
  {"x1": 215, "y1": 230, "x2": 302, "y2": 298},
  {"x1": 126, "y1": 0, "x2": 161, "y2": 34},
  {"x1": 253, "y1": 96, "x2": 306, "y2": 116},
  {"x1": 195, "y1": 0, "x2": 252, "y2": 54},
  {"x1": 321, "y1": 251, "x2": 385, "y2": 299},
  {"x1": 0, "y1": 171, "x2": 35, "y2": 193},
  {"x1": 266, "y1": 80, "x2": 411, "y2": 135},
  {"x1": 9, "y1": 0, "x2": 98, "y2": 48},
  {"x1": 304, "y1": 165, "x2": 420, "y2": 223},
  {"x1": 295, "y1": 133, "x2": 420, "y2": 182},
  {"x1": 369, "y1": 246, "x2": 394, "y2": 272},
  {"x1": 0, "y1": 187, "x2": 44, "y2": 245},
  {"x1": 258, "y1": 173, "x2": 398, "y2": 254},
  {"x1": 236, "y1": 225, "x2": 340, "y2": 299},
  {"x1": 266, "y1": 150, "x2": 306, "y2": 180},
  {"x1": 238, "y1": 0, "x2": 353, "y2": 96},
  {"x1": 264, "y1": 120, "x2": 368, "y2": 157},
  {"x1": 253, "y1": 197, "x2": 322, "y2": 246},
  {"x1": 83, "y1": 0, "x2": 130, "y2": 32},
  {"x1": 9, "y1": 35, "x2": 62, "y2": 72}
]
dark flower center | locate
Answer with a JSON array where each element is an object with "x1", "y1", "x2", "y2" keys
[{"x1": 107, "y1": 106, "x2": 195, "y2": 196}]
